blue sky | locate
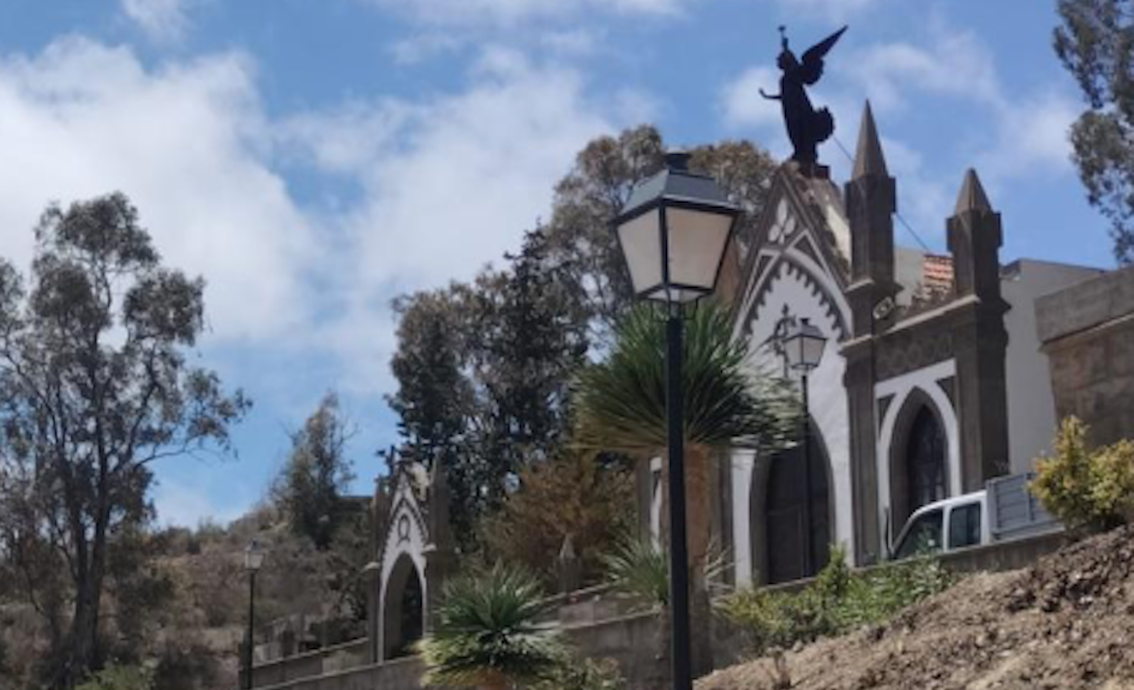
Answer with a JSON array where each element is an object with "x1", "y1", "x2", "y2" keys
[{"x1": 0, "y1": 0, "x2": 1110, "y2": 526}]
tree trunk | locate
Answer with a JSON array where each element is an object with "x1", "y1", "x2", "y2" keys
[
  {"x1": 660, "y1": 444, "x2": 715, "y2": 678},
  {"x1": 62, "y1": 580, "x2": 100, "y2": 689},
  {"x1": 478, "y1": 671, "x2": 509, "y2": 690}
]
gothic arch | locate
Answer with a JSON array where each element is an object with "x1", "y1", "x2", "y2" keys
[
  {"x1": 381, "y1": 553, "x2": 424, "y2": 660},
  {"x1": 749, "y1": 418, "x2": 835, "y2": 585},
  {"x1": 888, "y1": 388, "x2": 949, "y2": 527}
]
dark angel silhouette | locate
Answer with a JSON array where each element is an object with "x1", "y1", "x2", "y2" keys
[{"x1": 760, "y1": 25, "x2": 847, "y2": 171}]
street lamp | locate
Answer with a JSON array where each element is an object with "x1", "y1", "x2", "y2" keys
[
  {"x1": 778, "y1": 315, "x2": 828, "y2": 576},
  {"x1": 243, "y1": 540, "x2": 265, "y2": 690},
  {"x1": 614, "y1": 151, "x2": 739, "y2": 690}
]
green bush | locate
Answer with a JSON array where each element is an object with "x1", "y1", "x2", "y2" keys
[
  {"x1": 602, "y1": 535, "x2": 669, "y2": 609},
  {"x1": 715, "y1": 545, "x2": 953, "y2": 655},
  {"x1": 418, "y1": 563, "x2": 565, "y2": 689},
  {"x1": 534, "y1": 657, "x2": 627, "y2": 690},
  {"x1": 1031, "y1": 417, "x2": 1134, "y2": 531},
  {"x1": 75, "y1": 664, "x2": 154, "y2": 690}
]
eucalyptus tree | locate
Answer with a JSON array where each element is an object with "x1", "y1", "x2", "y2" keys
[
  {"x1": 1056, "y1": 0, "x2": 1134, "y2": 263},
  {"x1": 0, "y1": 193, "x2": 249, "y2": 688}
]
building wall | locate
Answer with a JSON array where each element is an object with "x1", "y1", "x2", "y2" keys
[
  {"x1": 1002, "y1": 260, "x2": 1104, "y2": 472},
  {"x1": 733, "y1": 248, "x2": 854, "y2": 583},
  {"x1": 1036, "y1": 263, "x2": 1134, "y2": 447}
]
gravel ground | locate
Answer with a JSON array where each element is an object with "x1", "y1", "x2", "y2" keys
[{"x1": 698, "y1": 527, "x2": 1134, "y2": 690}]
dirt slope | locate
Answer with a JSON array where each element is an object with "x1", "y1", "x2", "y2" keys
[{"x1": 699, "y1": 527, "x2": 1134, "y2": 690}]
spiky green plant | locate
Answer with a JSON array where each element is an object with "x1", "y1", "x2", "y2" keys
[
  {"x1": 418, "y1": 563, "x2": 565, "y2": 689},
  {"x1": 602, "y1": 535, "x2": 670, "y2": 609},
  {"x1": 573, "y1": 303, "x2": 799, "y2": 571},
  {"x1": 572, "y1": 303, "x2": 799, "y2": 453},
  {"x1": 602, "y1": 534, "x2": 731, "y2": 610}
]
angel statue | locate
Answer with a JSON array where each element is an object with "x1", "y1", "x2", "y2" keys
[{"x1": 760, "y1": 25, "x2": 847, "y2": 170}]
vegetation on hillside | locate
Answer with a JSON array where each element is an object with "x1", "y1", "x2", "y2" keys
[
  {"x1": 1031, "y1": 416, "x2": 1134, "y2": 531},
  {"x1": 715, "y1": 546, "x2": 954, "y2": 657}
]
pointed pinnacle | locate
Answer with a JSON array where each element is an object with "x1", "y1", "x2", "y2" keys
[
  {"x1": 852, "y1": 100, "x2": 888, "y2": 179},
  {"x1": 954, "y1": 168, "x2": 992, "y2": 214}
]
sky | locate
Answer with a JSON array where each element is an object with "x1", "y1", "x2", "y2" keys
[{"x1": 0, "y1": 0, "x2": 1112, "y2": 527}]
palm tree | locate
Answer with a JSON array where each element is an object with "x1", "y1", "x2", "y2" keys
[
  {"x1": 418, "y1": 563, "x2": 565, "y2": 690},
  {"x1": 573, "y1": 302, "x2": 798, "y2": 588}
]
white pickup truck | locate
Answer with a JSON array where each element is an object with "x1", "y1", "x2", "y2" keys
[{"x1": 887, "y1": 472, "x2": 1061, "y2": 561}]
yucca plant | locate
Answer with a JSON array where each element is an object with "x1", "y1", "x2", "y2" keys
[
  {"x1": 573, "y1": 303, "x2": 799, "y2": 571},
  {"x1": 602, "y1": 533, "x2": 732, "y2": 610},
  {"x1": 602, "y1": 535, "x2": 671, "y2": 610},
  {"x1": 418, "y1": 562, "x2": 565, "y2": 690}
]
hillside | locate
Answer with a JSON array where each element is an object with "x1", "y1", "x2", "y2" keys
[
  {"x1": 0, "y1": 505, "x2": 370, "y2": 690},
  {"x1": 699, "y1": 527, "x2": 1134, "y2": 690}
]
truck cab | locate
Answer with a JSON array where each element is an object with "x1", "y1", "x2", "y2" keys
[
  {"x1": 888, "y1": 472, "x2": 1061, "y2": 561},
  {"x1": 890, "y1": 492, "x2": 989, "y2": 560}
]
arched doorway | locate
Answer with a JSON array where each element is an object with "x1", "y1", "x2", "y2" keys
[
  {"x1": 382, "y1": 554, "x2": 424, "y2": 659},
  {"x1": 755, "y1": 420, "x2": 831, "y2": 585},
  {"x1": 889, "y1": 395, "x2": 949, "y2": 527},
  {"x1": 906, "y1": 406, "x2": 947, "y2": 512}
]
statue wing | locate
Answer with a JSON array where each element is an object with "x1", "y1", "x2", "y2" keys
[{"x1": 799, "y1": 25, "x2": 847, "y2": 85}]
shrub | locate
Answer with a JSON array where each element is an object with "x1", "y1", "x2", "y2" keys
[
  {"x1": 535, "y1": 657, "x2": 627, "y2": 690},
  {"x1": 602, "y1": 535, "x2": 670, "y2": 610},
  {"x1": 418, "y1": 563, "x2": 565, "y2": 689},
  {"x1": 715, "y1": 545, "x2": 953, "y2": 655},
  {"x1": 75, "y1": 664, "x2": 154, "y2": 690},
  {"x1": 482, "y1": 452, "x2": 635, "y2": 588},
  {"x1": 1031, "y1": 417, "x2": 1134, "y2": 531}
]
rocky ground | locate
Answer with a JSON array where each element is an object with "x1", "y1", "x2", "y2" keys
[{"x1": 698, "y1": 527, "x2": 1134, "y2": 690}]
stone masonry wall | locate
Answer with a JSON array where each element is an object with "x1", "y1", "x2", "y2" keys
[{"x1": 1036, "y1": 263, "x2": 1134, "y2": 447}]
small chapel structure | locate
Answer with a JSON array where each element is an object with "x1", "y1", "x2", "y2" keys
[{"x1": 637, "y1": 102, "x2": 1103, "y2": 586}]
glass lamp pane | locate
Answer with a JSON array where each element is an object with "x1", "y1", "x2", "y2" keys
[
  {"x1": 802, "y1": 332, "x2": 827, "y2": 368},
  {"x1": 616, "y1": 209, "x2": 663, "y2": 297},
  {"x1": 245, "y1": 544, "x2": 264, "y2": 571},
  {"x1": 664, "y1": 207, "x2": 733, "y2": 293},
  {"x1": 785, "y1": 333, "x2": 805, "y2": 369}
]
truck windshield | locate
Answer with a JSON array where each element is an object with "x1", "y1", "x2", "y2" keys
[{"x1": 894, "y1": 508, "x2": 943, "y2": 560}]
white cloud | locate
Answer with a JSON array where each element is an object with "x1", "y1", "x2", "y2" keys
[
  {"x1": 980, "y1": 91, "x2": 1077, "y2": 179},
  {"x1": 365, "y1": 0, "x2": 687, "y2": 27},
  {"x1": 839, "y1": 24, "x2": 1077, "y2": 183},
  {"x1": 120, "y1": 0, "x2": 193, "y2": 43},
  {"x1": 842, "y1": 29, "x2": 999, "y2": 113},
  {"x1": 774, "y1": 0, "x2": 884, "y2": 21},
  {"x1": 540, "y1": 28, "x2": 604, "y2": 57},
  {"x1": 0, "y1": 38, "x2": 314, "y2": 342},
  {"x1": 720, "y1": 66, "x2": 782, "y2": 131},
  {"x1": 278, "y1": 51, "x2": 627, "y2": 392},
  {"x1": 388, "y1": 33, "x2": 465, "y2": 65},
  {"x1": 153, "y1": 473, "x2": 246, "y2": 526}
]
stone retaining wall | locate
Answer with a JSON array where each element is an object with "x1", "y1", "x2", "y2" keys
[
  {"x1": 1036, "y1": 263, "x2": 1134, "y2": 447},
  {"x1": 244, "y1": 532, "x2": 1067, "y2": 690}
]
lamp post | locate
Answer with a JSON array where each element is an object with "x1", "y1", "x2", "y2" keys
[
  {"x1": 243, "y1": 540, "x2": 265, "y2": 690},
  {"x1": 613, "y1": 151, "x2": 739, "y2": 690},
  {"x1": 778, "y1": 315, "x2": 828, "y2": 576}
]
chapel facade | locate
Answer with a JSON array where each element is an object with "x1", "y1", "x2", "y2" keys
[{"x1": 643, "y1": 103, "x2": 1102, "y2": 585}]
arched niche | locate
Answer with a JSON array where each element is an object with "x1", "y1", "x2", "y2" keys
[
  {"x1": 750, "y1": 418, "x2": 835, "y2": 585},
  {"x1": 376, "y1": 471, "x2": 430, "y2": 663},
  {"x1": 382, "y1": 552, "x2": 425, "y2": 660},
  {"x1": 888, "y1": 389, "x2": 949, "y2": 527}
]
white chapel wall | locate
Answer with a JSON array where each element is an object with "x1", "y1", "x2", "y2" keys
[{"x1": 733, "y1": 246, "x2": 854, "y2": 585}]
